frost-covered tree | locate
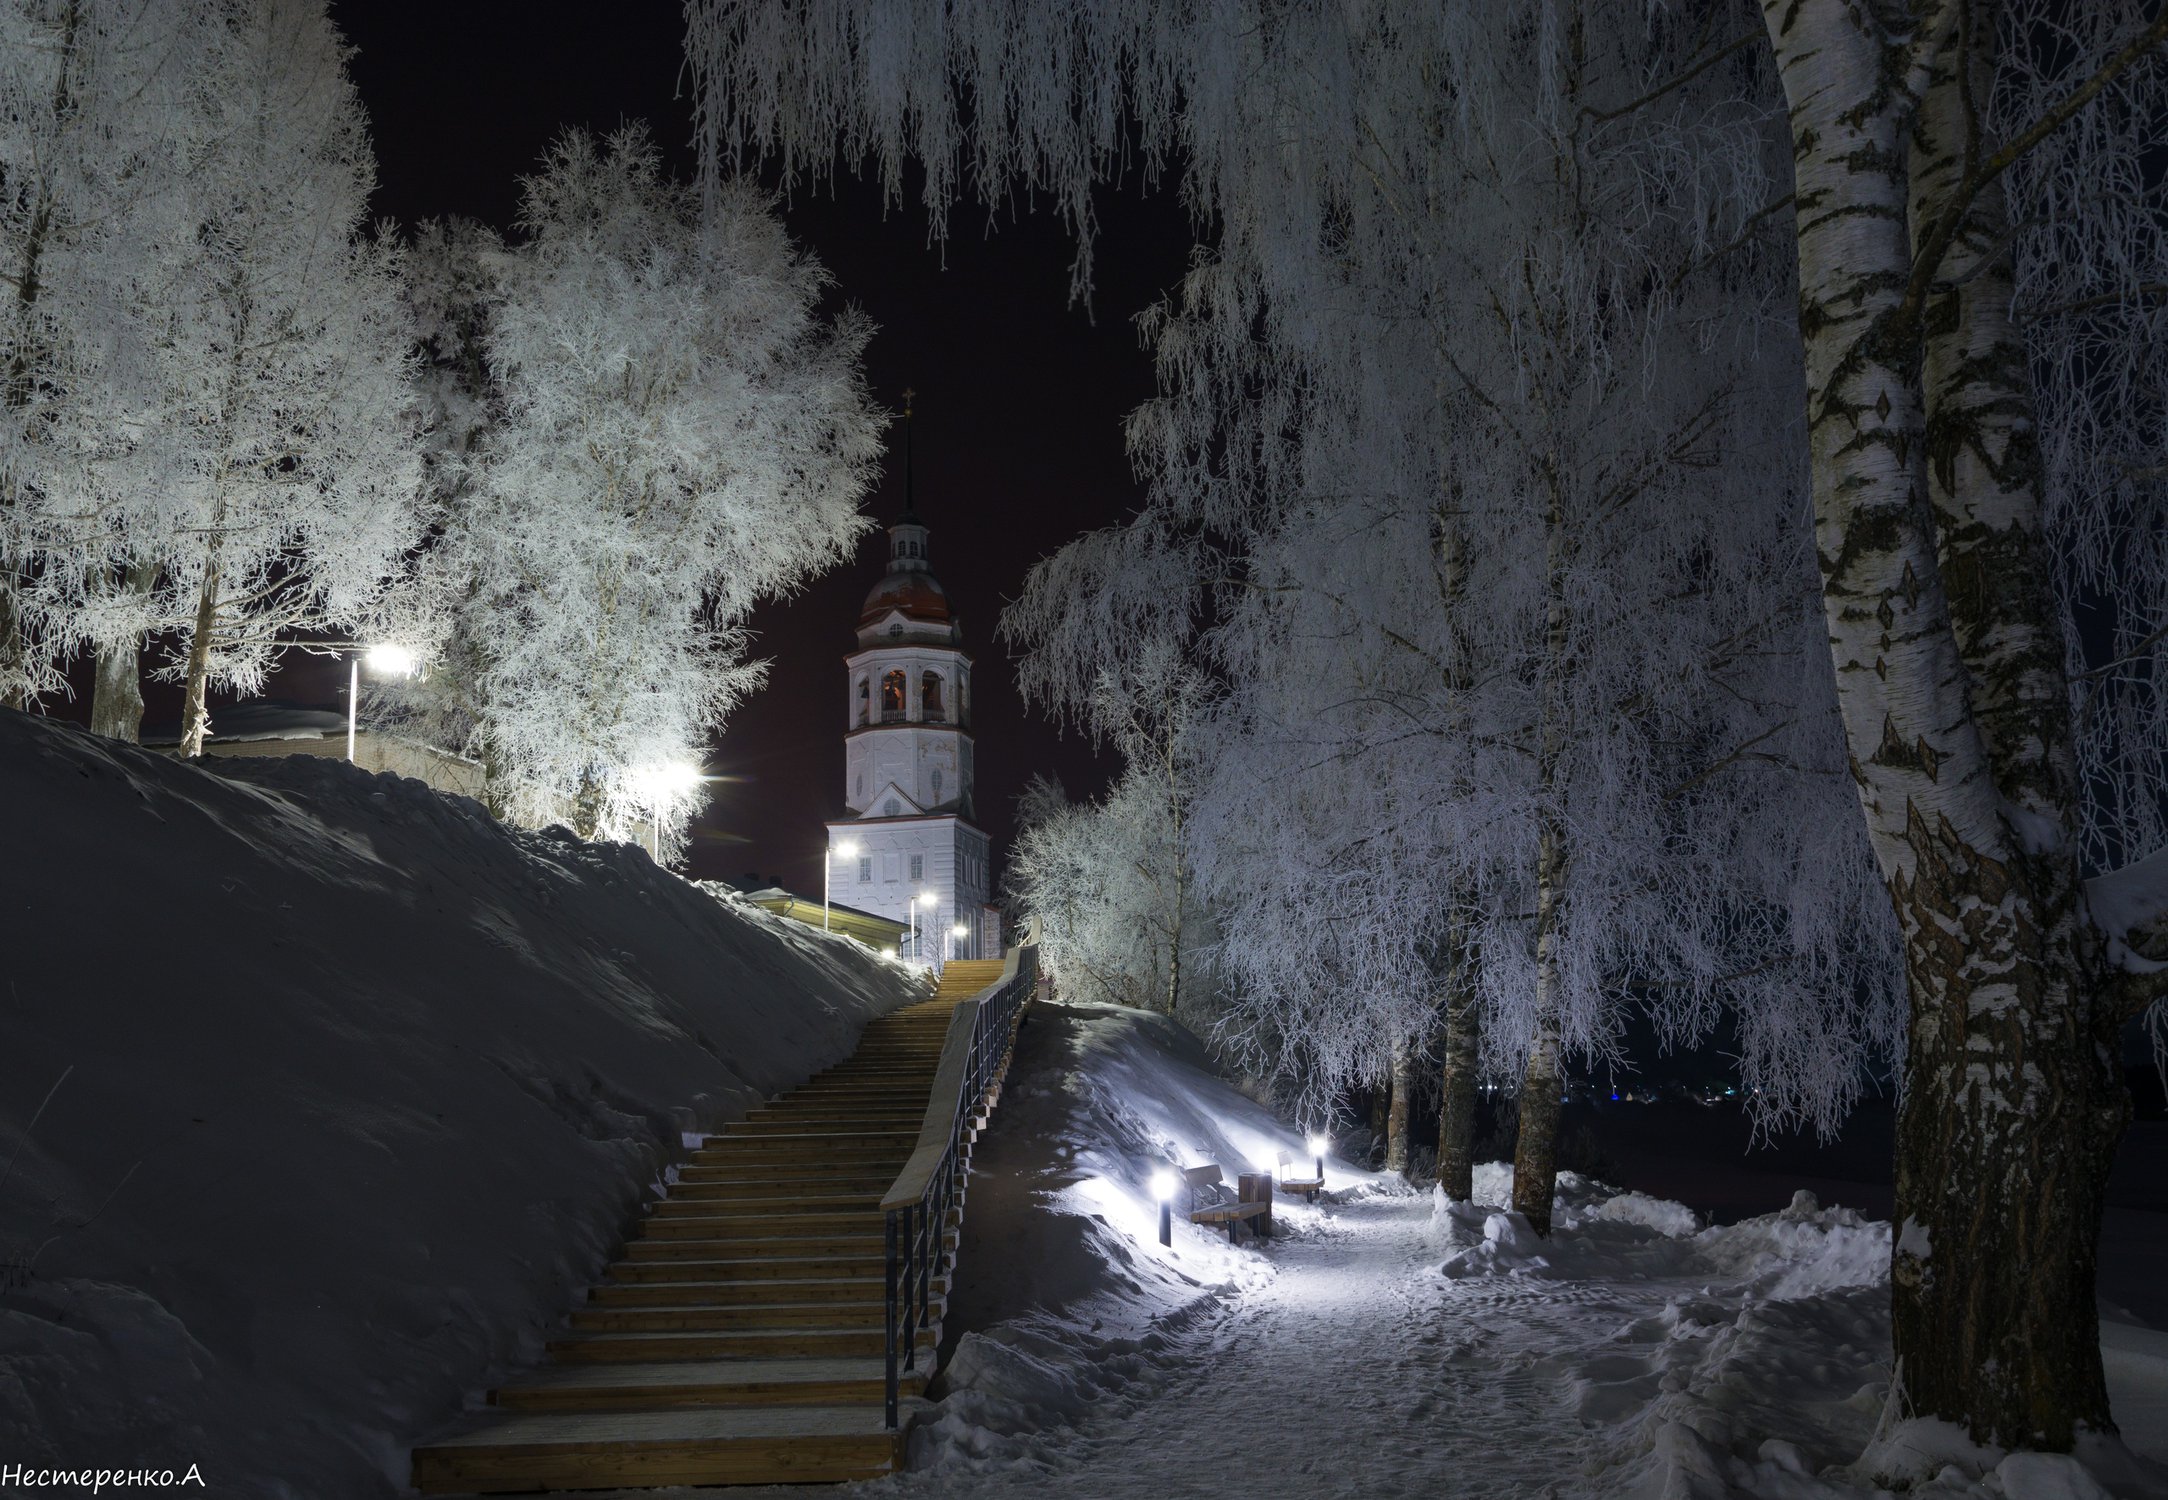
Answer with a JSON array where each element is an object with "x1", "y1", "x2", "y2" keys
[
  {"x1": 0, "y1": 0, "x2": 196, "y2": 721},
  {"x1": 1006, "y1": 770, "x2": 1208, "y2": 1018},
  {"x1": 435, "y1": 126, "x2": 879, "y2": 850},
  {"x1": 696, "y1": 0, "x2": 2167, "y2": 1442},
  {"x1": 104, "y1": 0, "x2": 424, "y2": 758},
  {"x1": 1757, "y1": 0, "x2": 2168, "y2": 1447}
]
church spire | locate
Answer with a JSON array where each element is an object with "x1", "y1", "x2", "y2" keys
[{"x1": 900, "y1": 386, "x2": 918, "y2": 523}]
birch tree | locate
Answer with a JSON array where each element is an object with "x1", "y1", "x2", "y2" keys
[
  {"x1": 138, "y1": 0, "x2": 423, "y2": 757},
  {"x1": 1758, "y1": 0, "x2": 2168, "y2": 1448},
  {"x1": 438, "y1": 125, "x2": 880, "y2": 850}
]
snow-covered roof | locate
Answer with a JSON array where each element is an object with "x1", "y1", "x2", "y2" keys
[{"x1": 140, "y1": 698, "x2": 345, "y2": 746}]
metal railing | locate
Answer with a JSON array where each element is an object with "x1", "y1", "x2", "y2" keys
[{"x1": 878, "y1": 924, "x2": 1039, "y2": 1427}]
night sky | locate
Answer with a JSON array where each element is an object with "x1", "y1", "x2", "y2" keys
[{"x1": 238, "y1": 1, "x2": 1195, "y2": 892}]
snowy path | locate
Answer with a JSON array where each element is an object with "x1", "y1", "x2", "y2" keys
[{"x1": 933, "y1": 1195, "x2": 1611, "y2": 1498}]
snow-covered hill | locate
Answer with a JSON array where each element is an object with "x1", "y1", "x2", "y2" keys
[{"x1": 0, "y1": 710, "x2": 922, "y2": 1497}]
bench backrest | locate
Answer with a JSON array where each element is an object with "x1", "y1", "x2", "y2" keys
[
  {"x1": 1183, "y1": 1164, "x2": 1223, "y2": 1190},
  {"x1": 1276, "y1": 1150, "x2": 1294, "y2": 1172}
]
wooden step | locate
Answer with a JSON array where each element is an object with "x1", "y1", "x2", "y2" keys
[
  {"x1": 571, "y1": 1300, "x2": 888, "y2": 1332},
  {"x1": 638, "y1": 1211, "x2": 878, "y2": 1239},
  {"x1": 492, "y1": 1357, "x2": 924, "y2": 1412},
  {"x1": 659, "y1": 1183, "x2": 886, "y2": 1206},
  {"x1": 413, "y1": 1405, "x2": 913, "y2": 1491},
  {"x1": 621, "y1": 1233, "x2": 884, "y2": 1262},
  {"x1": 547, "y1": 1323, "x2": 930, "y2": 1362},
  {"x1": 606, "y1": 1252, "x2": 889, "y2": 1282},
  {"x1": 678, "y1": 1162, "x2": 899, "y2": 1185},
  {"x1": 586, "y1": 1275, "x2": 918, "y2": 1308},
  {"x1": 650, "y1": 1193, "x2": 881, "y2": 1217}
]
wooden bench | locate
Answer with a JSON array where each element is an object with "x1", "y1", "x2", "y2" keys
[
  {"x1": 1182, "y1": 1164, "x2": 1272, "y2": 1243},
  {"x1": 1276, "y1": 1149, "x2": 1324, "y2": 1201}
]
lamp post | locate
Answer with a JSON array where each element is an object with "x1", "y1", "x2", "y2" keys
[
  {"x1": 628, "y1": 761, "x2": 706, "y2": 864},
  {"x1": 347, "y1": 644, "x2": 417, "y2": 763},
  {"x1": 827, "y1": 839, "x2": 859, "y2": 932},
  {"x1": 1309, "y1": 1133, "x2": 1329, "y2": 1188},
  {"x1": 950, "y1": 920, "x2": 968, "y2": 962},
  {"x1": 1151, "y1": 1169, "x2": 1176, "y2": 1246}
]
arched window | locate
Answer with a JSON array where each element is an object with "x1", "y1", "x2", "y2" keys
[
  {"x1": 855, "y1": 676, "x2": 869, "y2": 726},
  {"x1": 921, "y1": 670, "x2": 944, "y2": 721},
  {"x1": 881, "y1": 669, "x2": 906, "y2": 720},
  {"x1": 931, "y1": 768, "x2": 944, "y2": 802}
]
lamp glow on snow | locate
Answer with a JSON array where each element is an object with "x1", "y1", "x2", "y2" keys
[
  {"x1": 1308, "y1": 1133, "x2": 1328, "y2": 1187},
  {"x1": 1150, "y1": 1168, "x2": 1177, "y2": 1246},
  {"x1": 827, "y1": 838, "x2": 860, "y2": 932}
]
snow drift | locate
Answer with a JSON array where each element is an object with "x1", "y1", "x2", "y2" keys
[{"x1": 0, "y1": 710, "x2": 921, "y2": 1498}]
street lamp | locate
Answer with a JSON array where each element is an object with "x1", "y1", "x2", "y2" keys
[
  {"x1": 347, "y1": 643, "x2": 418, "y2": 762},
  {"x1": 629, "y1": 761, "x2": 705, "y2": 862},
  {"x1": 950, "y1": 920, "x2": 968, "y2": 961},
  {"x1": 827, "y1": 839, "x2": 860, "y2": 932},
  {"x1": 1151, "y1": 1169, "x2": 1177, "y2": 1246},
  {"x1": 908, "y1": 892, "x2": 921, "y2": 961},
  {"x1": 1308, "y1": 1133, "x2": 1329, "y2": 1188}
]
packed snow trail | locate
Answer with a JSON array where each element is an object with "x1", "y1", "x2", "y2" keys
[{"x1": 613, "y1": 1000, "x2": 2168, "y2": 1500}]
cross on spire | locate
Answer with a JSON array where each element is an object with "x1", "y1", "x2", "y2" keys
[{"x1": 900, "y1": 386, "x2": 918, "y2": 521}]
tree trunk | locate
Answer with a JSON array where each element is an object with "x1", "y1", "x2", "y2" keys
[
  {"x1": 0, "y1": 581, "x2": 23, "y2": 711},
  {"x1": 89, "y1": 559, "x2": 158, "y2": 741},
  {"x1": 1435, "y1": 924, "x2": 1480, "y2": 1201},
  {"x1": 1762, "y1": 0, "x2": 2127, "y2": 1448},
  {"x1": 1510, "y1": 812, "x2": 1566, "y2": 1236},
  {"x1": 1384, "y1": 1038, "x2": 1413, "y2": 1177},
  {"x1": 1367, "y1": 1066, "x2": 1390, "y2": 1151},
  {"x1": 572, "y1": 766, "x2": 602, "y2": 840},
  {"x1": 1512, "y1": 431, "x2": 1572, "y2": 1237},
  {"x1": 176, "y1": 554, "x2": 222, "y2": 759}
]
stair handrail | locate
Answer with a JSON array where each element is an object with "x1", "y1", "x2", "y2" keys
[{"x1": 879, "y1": 920, "x2": 1039, "y2": 1428}]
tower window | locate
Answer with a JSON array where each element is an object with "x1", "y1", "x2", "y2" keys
[
  {"x1": 858, "y1": 856, "x2": 871, "y2": 882},
  {"x1": 881, "y1": 669, "x2": 906, "y2": 719},
  {"x1": 885, "y1": 798, "x2": 901, "y2": 816},
  {"x1": 931, "y1": 768, "x2": 944, "y2": 801},
  {"x1": 910, "y1": 854, "x2": 924, "y2": 880},
  {"x1": 921, "y1": 670, "x2": 944, "y2": 721},
  {"x1": 856, "y1": 677, "x2": 869, "y2": 726}
]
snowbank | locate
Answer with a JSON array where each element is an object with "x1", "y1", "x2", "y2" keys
[
  {"x1": 1433, "y1": 1170, "x2": 2168, "y2": 1499},
  {"x1": 0, "y1": 711, "x2": 922, "y2": 1498}
]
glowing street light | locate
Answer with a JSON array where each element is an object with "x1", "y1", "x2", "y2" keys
[
  {"x1": 950, "y1": 920, "x2": 968, "y2": 961},
  {"x1": 1308, "y1": 1133, "x2": 1329, "y2": 1188},
  {"x1": 1150, "y1": 1169, "x2": 1178, "y2": 1246},
  {"x1": 827, "y1": 838, "x2": 860, "y2": 932},
  {"x1": 347, "y1": 643, "x2": 419, "y2": 762},
  {"x1": 628, "y1": 761, "x2": 707, "y2": 861}
]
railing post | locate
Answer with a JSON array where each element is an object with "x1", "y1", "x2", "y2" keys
[{"x1": 884, "y1": 1207, "x2": 899, "y2": 1428}]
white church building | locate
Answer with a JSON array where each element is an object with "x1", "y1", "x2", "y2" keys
[{"x1": 825, "y1": 497, "x2": 1000, "y2": 963}]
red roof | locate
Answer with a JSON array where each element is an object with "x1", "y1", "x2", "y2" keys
[{"x1": 859, "y1": 571, "x2": 952, "y2": 627}]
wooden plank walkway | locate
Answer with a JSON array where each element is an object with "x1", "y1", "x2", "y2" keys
[{"x1": 413, "y1": 958, "x2": 1011, "y2": 1493}]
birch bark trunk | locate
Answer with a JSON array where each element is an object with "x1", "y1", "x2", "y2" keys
[
  {"x1": 1762, "y1": 0, "x2": 2129, "y2": 1447},
  {"x1": 1512, "y1": 468, "x2": 1571, "y2": 1238},
  {"x1": 1435, "y1": 921, "x2": 1481, "y2": 1201},
  {"x1": 89, "y1": 559, "x2": 159, "y2": 742},
  {"x1": 1384, "y1": 1039, "x2": 1413, "y2": 1177}
]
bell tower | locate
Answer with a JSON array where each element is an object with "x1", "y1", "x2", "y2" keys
[{"x1": 824, "y1": 392, "x2": 995, "y2": 961}]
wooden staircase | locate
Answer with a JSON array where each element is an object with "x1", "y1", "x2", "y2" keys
[{"x1": 413, "y1": 958, "x2": 1014, "y2": 1492}]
